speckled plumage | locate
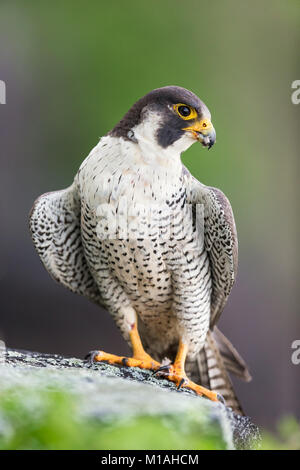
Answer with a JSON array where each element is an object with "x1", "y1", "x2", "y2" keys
[{"x1": 30, "y1": 86, "x2": 250, "y2": 414}]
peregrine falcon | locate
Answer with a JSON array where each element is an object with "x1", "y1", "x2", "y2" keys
[{"x1": 30, "y1": 86, "x2": 251, "y2": 414}]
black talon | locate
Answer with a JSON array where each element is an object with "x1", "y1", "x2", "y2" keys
[
  {"x1": 85, "y1": 350, "x2": 99, "y2": 365},
  {"x1": 122, "y1": 357, "x2": 129, "y2": 366},
  {"x1": 177, "y1": 378, "x2": 186, "y2": 390},
  {"x1": 217, "y1": 393, "x2": 226, "y2": 405},
  {"x1": 152, "y1": 364, "x2": 170, "y2": 375}
]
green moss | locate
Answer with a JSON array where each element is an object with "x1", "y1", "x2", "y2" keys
[
  {"x1": 0, "y1": 386, "x2": 226, "y2": 450},
  {"x1": 261, "y1": 417, "x2": 300, "y2": 450}
]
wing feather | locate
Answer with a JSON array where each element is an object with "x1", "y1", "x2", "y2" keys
[
  {"x1": 29, "y1": 183, "x2": 103, "y2": 306},
  {"x1": 183, "y1": 167, "x2": 238, "y2": 327}
]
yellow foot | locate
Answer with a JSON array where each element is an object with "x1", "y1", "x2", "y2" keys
[
  {"x1": 156, "y1": 364, "x2": 220, "y2": 403},
  {"x1": 86, "y1": 350, "x2": 161, "y2": 371}
]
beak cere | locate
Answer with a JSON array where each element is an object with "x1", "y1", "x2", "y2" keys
[{"x1": 183, "y1": 118, "x2": 216, "y2": 149}]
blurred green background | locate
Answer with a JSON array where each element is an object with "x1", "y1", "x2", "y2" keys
[{"x1": 0, "y1": 0, "x2": 299, "y2": 435}]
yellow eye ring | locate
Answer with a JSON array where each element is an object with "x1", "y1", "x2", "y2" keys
[{"x1": 173, "y1": 103, "x2": 197, "y2": 120}]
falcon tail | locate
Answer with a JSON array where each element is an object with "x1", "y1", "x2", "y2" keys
[{"x1": 193, "y1": 328, "x2": 251, "y2": 415}]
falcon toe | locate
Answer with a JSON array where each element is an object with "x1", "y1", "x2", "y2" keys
[
  {"x1": 88, "y1": 349, "x2": 161, "y2": 371},
  {"x1": 164, "y1": 364, "x2": 219, "y2": 402}
]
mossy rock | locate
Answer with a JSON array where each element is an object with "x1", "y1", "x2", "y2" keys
[{"x1": 0, "y1": 349, "x2": 260, "y2": 450}]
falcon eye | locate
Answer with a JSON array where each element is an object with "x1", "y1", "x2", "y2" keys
[
  {"x1": 178, "y1": 106, "x2": 191, "y2": 117},
  {"x1": 173, "y1": 103, "x2": 197, "y2": 120}
]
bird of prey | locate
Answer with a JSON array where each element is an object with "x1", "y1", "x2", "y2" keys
[{"x1": 30, "y1": 86, "x2": 251, "y2": 414}]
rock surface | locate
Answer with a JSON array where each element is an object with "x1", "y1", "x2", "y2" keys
[{"x1": 0, "y1": 348, "x2": 260, "y2": 450}]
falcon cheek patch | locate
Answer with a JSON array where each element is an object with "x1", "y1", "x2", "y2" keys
[{"x1": 156, "y1": 112, "x2": 186, "y2": 148}]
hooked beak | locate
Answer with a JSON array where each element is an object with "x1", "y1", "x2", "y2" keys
[{"x1": 183, "y1": 118, "x2": 216, "y2": 149}]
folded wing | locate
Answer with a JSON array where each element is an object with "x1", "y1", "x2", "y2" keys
[
  {"x1": 29, "y1": 183, "x2": 103, "y2": 306},
  {"x1": 183, "y1": 167, "x2": 238, "y2": 327},
  {"x1": 184, "y1": 167, "x2": 251, "y2": 413}
]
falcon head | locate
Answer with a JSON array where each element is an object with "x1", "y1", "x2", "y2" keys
[{"x1": 110, "y1": 86, "x2": 216, "y2": 153}]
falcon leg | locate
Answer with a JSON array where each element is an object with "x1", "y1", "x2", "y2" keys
[
  {"x1": 87, "y1": 321, "x2": 161, "y2": 371},
  {"x1": 157, "y1": 340, "x2": 220, "y2": 403}
]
